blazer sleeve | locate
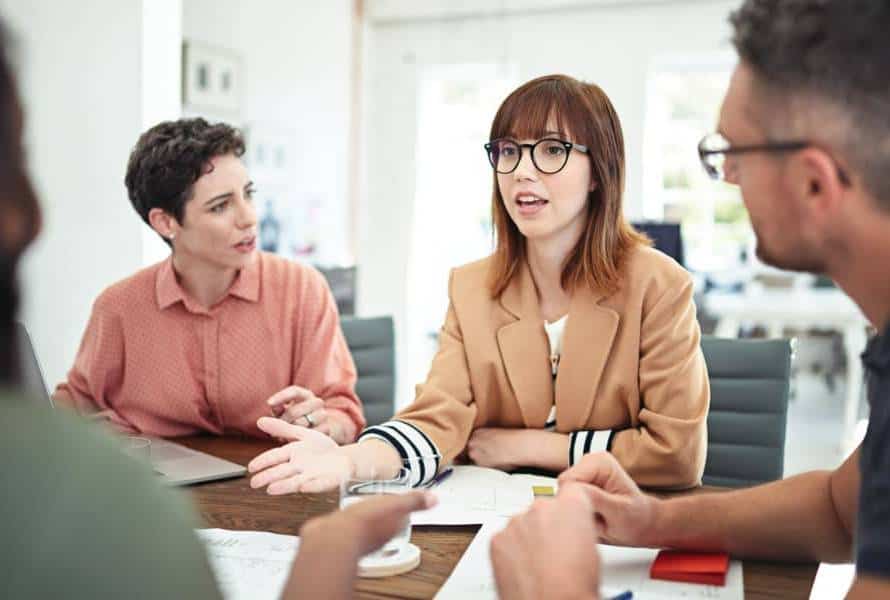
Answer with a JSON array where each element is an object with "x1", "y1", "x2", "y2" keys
[
  {"x1": 608, "y1": 273, "x2": 710, "y2": 489},
  {"x1": 358, "y1": 270, "x2": 477, "y2": 486}
]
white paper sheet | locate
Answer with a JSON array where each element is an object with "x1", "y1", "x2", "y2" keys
[
  {"x1": 434, "y1": 519, "x2": 744, "y2": 600},
  {"x1": 196, "y1": 528, "x2": 300, "y2": 600},
  {"x1": 809, "y1": 562, "x2": 854, "y2": 599},
  {"x1": 412, "y1": 466, "x2": 558, "y2": 525},
  {"x1": 434, "y1": 518, "x2": 509, "y2": 599}
]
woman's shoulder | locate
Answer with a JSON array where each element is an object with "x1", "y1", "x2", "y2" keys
[
  {"x1": 449, "y1": 255, "x2": 496, "y2": 298},
  {"x1": 621, "y1": 243, "x2": 691, "y2": 289},
  {"x1": 257, "y1": 252, "x2": 332, "y2": 298},
  {"x1": 93, "y1": 261, "x2": 166, "y2": 313},
  {"x1": 259, "y1": 252, "x2": 321, "y2": 281}
]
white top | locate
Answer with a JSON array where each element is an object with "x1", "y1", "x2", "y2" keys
[
  {"x1": 543, "y1": 315, "x2": 568, "y2": 429},
  {"x1": 544, "y1": 314, "x2": 568, "y2": 376}
]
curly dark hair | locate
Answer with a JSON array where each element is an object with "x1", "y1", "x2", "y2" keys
[
  {"x1": 124, "y1": 118, "x2": 245, "y2": 238},
  {"x1": 730, "y1": 0, "x2": 890, "y2": 206}
]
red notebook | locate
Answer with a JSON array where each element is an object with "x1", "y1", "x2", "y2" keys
[{"x1": 649, "y1": 550, "x2": 730, "y2": 586}]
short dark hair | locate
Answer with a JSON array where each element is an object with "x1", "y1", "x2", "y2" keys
[
  {"x1": 0, "y1": 21, "x2": 41, "y2": 385},
  {"x1": 730, "y1": 0, "x2": 890, "y2": 207},
  {"x1": 124, "y1": 118, "x2": 245, "y2": 232}
]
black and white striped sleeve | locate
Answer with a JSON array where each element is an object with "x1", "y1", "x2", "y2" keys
[
  {"x1": 357, "y1": 420, "x2": 442, "y2": 487},
  {"x1": 568, "y1": 429, "x2": 614, "y2": 467}
]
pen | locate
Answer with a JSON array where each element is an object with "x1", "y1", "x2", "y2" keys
[
  {"x1": 425, "y1": 467, "x2": 454, "y2": 488},
  {"x1": 607, "y1": 591, "x2": 632, "y2": 600}
]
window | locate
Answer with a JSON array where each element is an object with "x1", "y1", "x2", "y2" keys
[
  {"x1": 400, "y1": 64, "x2": 517, "y2": 405},
  {"x1": 643, "y1": 56, "x2": 751, "y2": 272}
]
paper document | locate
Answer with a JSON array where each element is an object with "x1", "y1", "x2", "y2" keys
[
  {"x1": 413, "y1": 465, "x2": 558, "y2": 525},
  {"x1": 197, "y1": 528, "x2": 300, "y2": 600},
  {"x1": 809, "y1": 562, "x2": 854, "y2": 599},
  {"x1": 434, "y1": 517, "x2": 509, "y2": 599},
  {"x1": 435, "y1": 519, "x2": 743, "y2": 600}
]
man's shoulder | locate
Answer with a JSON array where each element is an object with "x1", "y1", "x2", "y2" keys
[{"x1": 0, "y1": 398, "x2": 220, "y2": 598}]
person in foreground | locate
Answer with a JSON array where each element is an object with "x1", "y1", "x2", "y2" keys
[
  {"x1": 249, "y1": 73, "x2": 710, "y2": 495},
  {"x1": 490, "y1": 1, "x2": 890, "y2": 598},
  {"x1": 51, "y1": 116, "x2": 363, "y2": 444},
  {"x1": 0, "y1": 20, "x2": 434, "y2": 599}
]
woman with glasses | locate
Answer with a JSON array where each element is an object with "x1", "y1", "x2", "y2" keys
[{"x1": 249, "y1": 74, "x2": 709, "y2": 493}]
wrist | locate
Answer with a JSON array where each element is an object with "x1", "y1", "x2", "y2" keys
[
  {"x1": 328, "y1": 409, "x2": 357, "y2": 444},
  {"x1": 300, "y1": 515, "x2": 364, "y2": 563},
  {"x1": 521, "y1": 430, "x2": 569, "y2": 471},
  {"x1": 646, "y1": 496, "x2": 671, "y2": 547}
]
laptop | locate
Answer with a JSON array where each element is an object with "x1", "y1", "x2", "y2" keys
[{"x1": 16, "y1": 322, "x2": 247, "y2": 486}]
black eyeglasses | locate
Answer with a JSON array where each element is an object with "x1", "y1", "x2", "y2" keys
[
  {"x1": 484, "y1": 137, "x2": 589, "y2": 175},
  {"x1": 698, "y1": 132, "x2": 850, "y2": 185}
]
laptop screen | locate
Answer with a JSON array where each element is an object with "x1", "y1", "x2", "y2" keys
[{"x1": 15, "y1": 322, "x2": 51, "y2": 405}]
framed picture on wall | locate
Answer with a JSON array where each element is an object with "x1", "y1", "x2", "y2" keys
[{"x1": 182, "y1": 40, "x2": 243, "y2": 116}]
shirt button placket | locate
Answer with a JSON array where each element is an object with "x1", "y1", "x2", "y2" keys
[{"x1": 204, "y1": 315, "x2": 223, "y2": 428}]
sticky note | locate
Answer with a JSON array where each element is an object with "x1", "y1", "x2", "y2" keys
[
  {"x1": 649, "y1": 550, "x2": 730, "y2": 586},
  {"x1": 532, "y1": 485, "x2": 555, "y2": 497}
]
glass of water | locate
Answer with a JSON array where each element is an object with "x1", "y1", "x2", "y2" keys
[
  {"x1": 339, "y1": 463, "x2": 413, "y2": 561},
  {"x1": 122, "y1": 436, "x2": 152, "y2": 463}
]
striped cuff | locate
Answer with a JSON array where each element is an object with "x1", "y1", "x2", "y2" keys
[
  {"x1": 568, "y1": 430, "x2": 613, "y2": 467},
  {"x1": 357, "y1": 420, "x2": 441, "y2": 487}
]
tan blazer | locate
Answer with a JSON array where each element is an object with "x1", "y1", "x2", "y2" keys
[{"x1": 379, "y1": 245, "x2": 709, "y2": 489}]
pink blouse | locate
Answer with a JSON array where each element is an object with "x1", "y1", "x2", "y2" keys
[{"x1": 54, "y1": 252, "x2": 364, "y2": 440}]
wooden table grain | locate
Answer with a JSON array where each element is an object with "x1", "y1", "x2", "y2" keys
[{"x1": 179, "y1": 436, "x2": 818, "y2": 599}]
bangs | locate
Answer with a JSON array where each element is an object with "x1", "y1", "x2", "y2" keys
[{"x1": 489, "y1": 77, "x2": 583, "y2": 142}]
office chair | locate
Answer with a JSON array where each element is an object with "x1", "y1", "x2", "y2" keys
[
  {"x1": 340, "y1": 316, "x2": 396, "y2": 426},
  {"x1": 701, "y1": 336, "x2": 792, "y2": 487}
]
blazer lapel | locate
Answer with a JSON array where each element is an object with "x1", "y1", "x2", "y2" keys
[
  {"x1": 555, "y1": 286, "x2": 620, "y2": 430},
  {"x1": 496, "y1": 263, "x2": 554, "y2": 427}
]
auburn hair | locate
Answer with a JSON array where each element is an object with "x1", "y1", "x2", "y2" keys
[{"x1": 488, "y1": 74, "x2": 648, "y2": 298}]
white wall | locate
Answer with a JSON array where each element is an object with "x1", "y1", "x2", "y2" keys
[
  {"x1": 2, "y1": 0, "x2": 182, "y2": 388},
  {"x1": 182, "y1": 0, "x2": 355, "y2": 266},
  {"x1": 359, "y1": 0, "x2": 739, "y2": 403}
]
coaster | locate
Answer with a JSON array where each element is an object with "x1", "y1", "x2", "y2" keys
[{"x1": 357, "y1": 543, "x2": 421, "y2": 578}]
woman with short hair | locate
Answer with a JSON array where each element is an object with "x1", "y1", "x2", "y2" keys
[{"x1": 53, "y1": 118, "x2": 364, "y2": 443}]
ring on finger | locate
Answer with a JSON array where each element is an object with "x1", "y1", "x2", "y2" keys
[{"x1": 304, "y1": 412, "x2": 316, "y2": 428}]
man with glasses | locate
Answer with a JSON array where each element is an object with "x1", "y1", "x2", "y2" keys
[{"x1": 490, "y1": 1, "x2": 890, "y2": 598}]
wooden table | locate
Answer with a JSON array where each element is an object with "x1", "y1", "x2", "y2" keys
[{"x1": 179, "y1": 436, "x2": 818, "y2": 599}]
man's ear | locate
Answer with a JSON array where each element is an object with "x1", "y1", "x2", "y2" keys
[
  {"x1": 148, "y1": 208, "x2": 179, "y2": 241},
  {"x1": 795, "y1": 148, "x2": 846, "y2": 220}
]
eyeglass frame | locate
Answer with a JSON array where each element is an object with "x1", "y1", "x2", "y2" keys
[
  {"x1": 697, "y1": 132, "x2": 851, "y2": 185},
  {"x1": 484, "y1": 137, "x2": 590, "y2": 175}
]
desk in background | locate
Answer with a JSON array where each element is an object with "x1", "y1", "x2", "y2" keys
[
  {"x1": 179, "y1": 436, "x2": 818, "y2": 600},
  {"x1": 705, "y1": 288, "x2": 869, "y2": 449}
]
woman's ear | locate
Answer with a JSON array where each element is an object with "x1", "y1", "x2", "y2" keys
[
  {"x1": 147, "y1": 208, "x2": 179, "y2": 241},
  {"x1": 589, "y1": 179, "x2": 598, "y2": 192}
]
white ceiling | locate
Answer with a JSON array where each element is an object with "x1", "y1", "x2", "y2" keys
[{"x1": 366, "y1": 0, "x2": 712, "y2": 24}]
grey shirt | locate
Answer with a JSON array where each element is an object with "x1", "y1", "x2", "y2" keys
[
  {"x1": 857, "y1": 324, "x2": 890, "y2": 579},
  {"x1": 1, "y1": 395, "x2": 221, "y2": 599}
]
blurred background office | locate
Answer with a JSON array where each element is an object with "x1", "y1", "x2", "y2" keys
[{"x1": 2, "y1": 0, "x2": 868, "y2": 478}]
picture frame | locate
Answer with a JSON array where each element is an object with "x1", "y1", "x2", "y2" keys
[{"x1": 182, "y1": 40, "x2": 243, "y2": 116}]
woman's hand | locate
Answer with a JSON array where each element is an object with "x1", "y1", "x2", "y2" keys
[
  {"x1": 266, "y1": 385, "x2": 348, "y2": 444},
  {"x1": 248, "y1": 416, "x2": 352, "y2": 494},
  {"x1": 467, "y1": 427, "x2": 534, "y2": 471}
]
